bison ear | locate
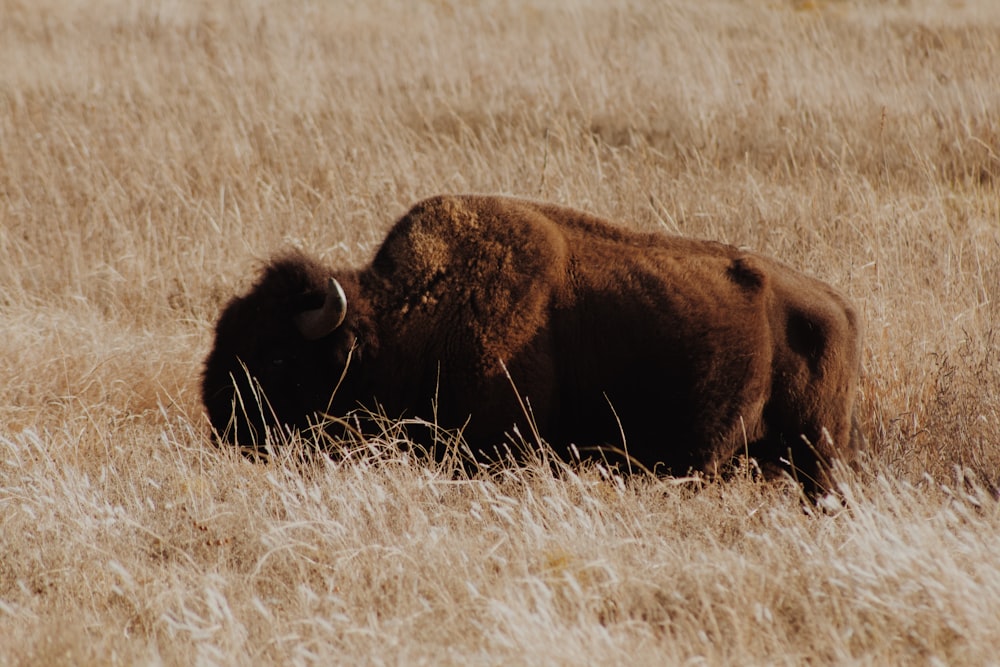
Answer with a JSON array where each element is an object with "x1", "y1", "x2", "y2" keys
[{"x1": 295, "y1": 278, "x2": 348, "y2": 340}]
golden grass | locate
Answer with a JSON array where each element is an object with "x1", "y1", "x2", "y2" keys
[{"x1": 2, "y1": 0, "x2": 1000, "y2": 663}]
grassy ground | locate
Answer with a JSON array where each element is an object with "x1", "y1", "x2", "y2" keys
[{"x1": 2, "y1": 0, "x2": 1000, "y2": 663}]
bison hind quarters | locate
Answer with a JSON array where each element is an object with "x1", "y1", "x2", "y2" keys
[
  {"x1": 726, "y1": 256, "x2": 768, "y2": 292},
  {"x1": 785, "y1": 308, "x2": 830, "y2": 374}
]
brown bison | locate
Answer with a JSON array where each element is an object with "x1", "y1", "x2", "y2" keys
[{"x1": 202, "y1": 194, "x2": 863, "y2": 492}]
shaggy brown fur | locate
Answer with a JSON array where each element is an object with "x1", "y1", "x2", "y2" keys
[{"x1": 202, "y1": 194, "x2": 863, "y2": 492}]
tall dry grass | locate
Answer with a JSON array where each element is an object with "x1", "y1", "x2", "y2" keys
[{"x1": 2, "y1": 0, "x2": 1000, "y2": 663}]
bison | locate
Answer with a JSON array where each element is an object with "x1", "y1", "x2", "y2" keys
[{"x1": 202, "y1": 194, "x2": 863, "y2": 493}]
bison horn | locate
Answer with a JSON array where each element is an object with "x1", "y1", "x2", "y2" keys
[{"x1": 295, "y1": 277, "x2": 347, "y2": 340}]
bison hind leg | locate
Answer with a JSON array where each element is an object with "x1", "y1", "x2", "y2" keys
[{"x1": 744, "y1": 425, "x2": 828, "y2": 497}]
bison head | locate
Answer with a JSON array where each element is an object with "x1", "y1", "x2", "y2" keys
[{"x1": 201, "y1": 253, "x2": 357, "y2": 451}]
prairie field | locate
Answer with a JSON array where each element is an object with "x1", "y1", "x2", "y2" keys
[{"x1": 3, "y1": 0, "x2": 1000, "y2": 664}]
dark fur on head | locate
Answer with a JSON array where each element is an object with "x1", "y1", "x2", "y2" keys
[{"x1": 201, "y1": 251, "x2": 371, "y2": 449}]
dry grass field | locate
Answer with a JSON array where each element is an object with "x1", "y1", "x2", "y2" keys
[{"x1": 2, "y1": 0, "x2": 1000, "y2": 663}]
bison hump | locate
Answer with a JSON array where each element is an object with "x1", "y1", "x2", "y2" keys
[{"x1": 369, "y1": 195, "x2": 569, "y2": 369}]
